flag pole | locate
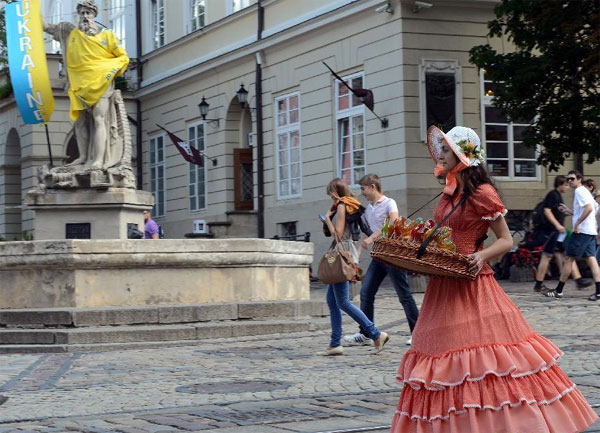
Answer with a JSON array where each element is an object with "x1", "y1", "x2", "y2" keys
[
  {"x1": 44, "y1": 124, "x2": 54, "y2": 167},
  {"x1": 198, "y1": 150, "x2": 217, "y2": 167}
]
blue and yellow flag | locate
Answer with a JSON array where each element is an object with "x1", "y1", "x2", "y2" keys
[{"x1": 6, "y1": 0, "x2": 55, "y2": 124}]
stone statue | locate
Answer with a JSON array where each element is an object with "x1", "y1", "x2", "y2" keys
[{"x1": 34, "y1": 0, "x2": 135, "y2": 191}]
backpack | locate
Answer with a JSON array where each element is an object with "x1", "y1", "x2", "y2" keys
[
  {"x1": 158, "y1": 224, "x2": 165, "y2": 239},
  {"x1": 323, "y1": 205, "x2": 373, "y2": 240},
  {"x1": 346, "y1": 205, "x2": 370, "y2": 241},
  {"x1": 531, "y1": 201, "x2": 547, "y2": 228}
]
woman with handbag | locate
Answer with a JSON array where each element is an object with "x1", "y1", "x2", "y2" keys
[
  {"x1": 319, "y1": 178, "x2": 389, "y2": 356},
  {"x1": 390, "y1": 126, "x2": 597, "y2": 432}
]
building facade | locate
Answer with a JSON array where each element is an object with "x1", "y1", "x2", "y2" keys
[{"x1": 0, "y1": 0, "x2": 598, "y2": 269}]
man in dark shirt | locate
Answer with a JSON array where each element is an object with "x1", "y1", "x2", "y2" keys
[{"x1": 533, "y1": 176, "x2": 591, "y2": 291}]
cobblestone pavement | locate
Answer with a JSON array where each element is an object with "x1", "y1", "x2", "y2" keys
[{"x1": 0, "y1": 280, "x2": 598, "y2": 433}]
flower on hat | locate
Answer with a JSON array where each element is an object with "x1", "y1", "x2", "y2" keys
[{"x1": 456, "y1": 139, "x2": 485, "y2": 164}]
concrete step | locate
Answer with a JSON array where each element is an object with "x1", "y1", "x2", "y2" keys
[
  {"x1": 0, "y1": 317, "x2": 331, "y2": 351},
  {"x1": 0, "y1": 300, "x2": 328, "y2": 328}
]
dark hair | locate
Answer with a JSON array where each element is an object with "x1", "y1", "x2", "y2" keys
[
  {"x1": 359, "y1": 174, "x2": 382, "y2": 192},
  {"x1": 444, "y1": 164, "x2": 498, "y2": 210},
  {"x1": 554, "y1": 175, "x2": 567, "y2": 188},
  {"x1": 583, "y1": 178, "x2": 597, "y2": 192},
  {"x1": 567, "y1": 170, "x2": 583, "y2": 180}
]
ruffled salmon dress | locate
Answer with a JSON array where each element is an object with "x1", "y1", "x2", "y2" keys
[{"x1": 391, "y1": 184, "x2": 598, "y2": 433}]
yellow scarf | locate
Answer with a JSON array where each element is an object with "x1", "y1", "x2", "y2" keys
[{"x1": 66, "y1": 28, "x2": 129, "y2": 121}]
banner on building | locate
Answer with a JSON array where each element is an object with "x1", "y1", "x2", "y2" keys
[
  {"x1": 6, "y1": 0, "x2": 55, "y2": 124},
  {"x1": 157, "y1": 125, "x2": 205, "y2": 166}
]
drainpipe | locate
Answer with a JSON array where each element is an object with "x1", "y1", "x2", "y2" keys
[
  {"x1": 255, "y1": 0, "x2": 264, "y2": 238},
  {"x1": 135, "y1": 0, "x2": 143, "y2": 189}
]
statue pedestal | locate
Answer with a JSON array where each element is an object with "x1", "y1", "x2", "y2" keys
[
  {"x1": 24, "y1": 188, "x2": 154, "y2": 240},
  {"x1": 0, "y1": 239, "x2": 313, "y2": 308}
]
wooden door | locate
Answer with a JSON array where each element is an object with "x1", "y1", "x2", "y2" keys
[{"x1": 234, "y1": 148, "x2": 254, "y2": 210}]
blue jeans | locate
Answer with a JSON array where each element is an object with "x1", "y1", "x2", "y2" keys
[
  {"x1": 359, "y1": 259, "x2": 419, "y2": 335},
  {"x1": 326, "y1": 281, "x2": 380, "y2": 348}
]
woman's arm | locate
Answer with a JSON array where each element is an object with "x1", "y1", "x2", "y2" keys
[
  {"x1": 467, "y1": 216, "x2": 513, "y2": 274},
  {"x1": 325, "y1": 204, "x2": 346, "y2": 238}
]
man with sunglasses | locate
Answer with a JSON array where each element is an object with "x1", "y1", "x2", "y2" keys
[{"x1": 544, "y1": 170, "x2": 600, "y2": 300}]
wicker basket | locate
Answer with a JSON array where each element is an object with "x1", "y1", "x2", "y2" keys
[{"x1": 370, "y1": 237, "x2": 476, "y2": 280}]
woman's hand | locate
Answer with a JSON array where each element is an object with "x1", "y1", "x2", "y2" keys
[
  {"x1": 325, "y1": 208, "x2": 335, "y2": 220},
  {"x1": 467, "y1": 252, "x2": 485, "y2": 274}
]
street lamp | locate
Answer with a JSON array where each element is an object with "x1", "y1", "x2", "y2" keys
[
  {"x1": 197, "y1": 96, "x2": 220, "y2": 127},
  {"x1": 237, "y1": 84, "x2": 249, "y2": 108}
]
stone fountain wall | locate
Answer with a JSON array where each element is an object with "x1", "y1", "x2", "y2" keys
[{"x1": 0, "y1": 239, "x2": 313, "y2": 308}]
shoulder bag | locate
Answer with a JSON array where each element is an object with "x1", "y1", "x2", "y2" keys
[{"x1": 317, "y1": 230, "x2": 356, "y2": 284}]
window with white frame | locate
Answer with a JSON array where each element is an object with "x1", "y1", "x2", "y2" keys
[
  {"x1": 336, "y1": 72, "x2": 366, "y2": 186},
  {"x1": 188, "y1": 122, "x2": 207, "y2": 211},
  {"x1": 151, "y1": 0, "x2": 165, "y2": 49},
  {"x1": 481, "y1": 71, "x2": 537, "y2": 179},
  {"x1": 275, "y1": 93, "x2": 301, "y2": 199},
  {"x1": 49, "y1": 0, "x2": 63, "y2": 53},
  {"x1": 150, "y1": 135, "x2": 166, "y2": 217},
  {"x1": 189, "y1": 0, "x2": 206, "y2": 32},
  {"x1": 229, "y1": 0, "x2": 251, "y2": 14},
  {"x1": 108, "y1": 0, "x2": 126, "y2": 48},
  {"x1": 419, "y1": 59, "x2": 463, "y2": 140}
]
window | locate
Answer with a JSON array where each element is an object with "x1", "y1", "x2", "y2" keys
[
  {"x1": 229, "y1": 0, "x2": 251, "y2": 13},
  {"x1": 336, "y1": 72, "x2": 366, "y2": 186},
  {"x1": 275, "y1": 93, "x2": 301, "y2": 199},
  {"x1": 481, "y1": 71, "x2": 537, "y2": 180},
  {"x1": 189, "y1": 0, "x2": 206, "y2": 32},
  {"x1": 279, "y1": 221, "x2": 297, "y2": 238},
  {"x1": 150, "y1": 134, "x2": 166, "y2": 217},
  {"x1": 151, "y1": 0, "x2": 165, "y2": 49},
  {"x1": 419, "y1": 59, "x2": 463, "y2": 140},
  {"x1": 49, "y1": 0, "x2": 63, "y2": 53},
  {"x1": 188, "y1": 122, "x2": 207, "y2": 211},
  {"x1": 108, "y1": 0, "x2": 126, "y2": 48}
]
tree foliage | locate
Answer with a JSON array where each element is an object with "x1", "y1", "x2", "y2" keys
[
  {"x1": 0, "y1": 4, "x2": 8, "y2": 74},
  {"x1": 0, "y1": 1, "x2": 18, "y2": 76},
  {"x1": 469, "y1": 0, "x2": 600, "y2": 171},
  {"x1": 0, "y1": 2, "x2": 16, "y2": 99}
]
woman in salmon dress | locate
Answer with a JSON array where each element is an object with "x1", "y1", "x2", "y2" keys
[{"x1": 390, "y1": 126, "x2": 598, "y2": 433}]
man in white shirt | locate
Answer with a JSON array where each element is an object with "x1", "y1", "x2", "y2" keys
[
  {"x1": 344, "y1": 174, "x2": 419, "y2": 345},
  {"x1": 544, "y1": 170, "x2": 600, "y2": 300}
]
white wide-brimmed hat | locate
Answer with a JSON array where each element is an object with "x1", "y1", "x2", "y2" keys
[{"x1": 427, "y1": 125, "x2": 485, "y2": 168}]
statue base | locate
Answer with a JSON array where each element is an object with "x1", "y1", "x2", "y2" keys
[
  {"x1": 0, "y1": 239, "x2": 313, "y2": 308},
  {"x1": 24, "y1": 188, "x2": 154, "y2": 240}
]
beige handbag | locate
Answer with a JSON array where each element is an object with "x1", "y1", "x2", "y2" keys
[{"x1": 317, "y1": 232, "x2": 356, "y2": 284}]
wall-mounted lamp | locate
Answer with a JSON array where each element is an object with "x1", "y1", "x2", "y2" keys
[
  {"x1": 375, "y1": 1, "x2": 393, "y2": 14},
  {"x1": 237, "y1": 84, "x2": 249, "y2": 108},
  {"x1": 198, "y1": 96, "x2": 220, "y2": 128},
  {"x1": 413, "y1": 1, "x2": 433, "y2": 13}
]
